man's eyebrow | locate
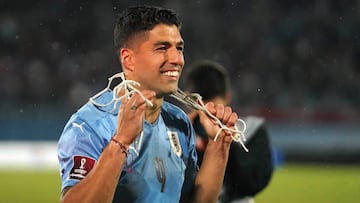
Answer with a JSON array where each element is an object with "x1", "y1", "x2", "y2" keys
[
  {"x1": 177, "y1": 40, "x2": 184, "y2": 46},
  {"x1": 154, "y1": 40, "x2": 184, "y2": 46}
]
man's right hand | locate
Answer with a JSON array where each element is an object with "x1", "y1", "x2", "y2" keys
[{"x1": 114, "y1": 90, "x2": 156, "y2": 147}]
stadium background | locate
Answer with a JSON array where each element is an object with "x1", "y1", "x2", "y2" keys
[{"x1": 0, "y1": 0, "x2": 359, "y2": 202}]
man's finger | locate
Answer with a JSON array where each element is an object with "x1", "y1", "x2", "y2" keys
[
  {"x1": 204, "y1": 102, "x2": 216, "y2": 115},
  {"x1": 127, "y1": 90, "x2": 155, "y2": 111},
  {"x1": 222, "y1": 106, "x2": 232, "y2": 124},
  {"x1": 215, "y1": 104, "x2": 225, "y2": 120}
]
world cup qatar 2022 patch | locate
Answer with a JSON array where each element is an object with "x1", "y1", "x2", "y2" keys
[{"x1": 69, "y1": 155, "x2": 96, "y2": 180}]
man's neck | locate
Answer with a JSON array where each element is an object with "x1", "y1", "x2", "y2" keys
[{"x1": 145, "y1": 97, "x2": 163, "y2": 124}]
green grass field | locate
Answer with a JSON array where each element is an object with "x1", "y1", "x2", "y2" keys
[
  {"x1": 0, "y1": 164, "x2": 359, "y2": 203},
  {"x1": 255, "y1": 164, "x2": 360, "y2": 203},
  {"x1": 0, "y1": 170, "x2": 61, "y2": 203}
]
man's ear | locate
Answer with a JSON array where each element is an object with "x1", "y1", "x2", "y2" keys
[
  {"x1": 225, "y1": 92, "x2": 232, "y2": 105},
  {"x1": 120, "y1": 48, "x2": 135, "y2": 72}
]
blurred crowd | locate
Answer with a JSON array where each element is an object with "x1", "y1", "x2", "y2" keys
[{"x1": 1, "y1": 0, "x2": 359, "y2": 118}]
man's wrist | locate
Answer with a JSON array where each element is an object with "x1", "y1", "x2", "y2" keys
[{"x1": 111, "y1": 137, "x2": 129, "y2": 157}]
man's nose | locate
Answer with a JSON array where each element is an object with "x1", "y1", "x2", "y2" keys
[{"x1": 167, "y1": 48, "x2": 184, "y2": 65}]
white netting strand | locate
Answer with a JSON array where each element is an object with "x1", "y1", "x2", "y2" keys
[
  {"x1": 170, "y1": 89, "x2": 248, "y2": 152},
  {"x1": 89, "y1": 72, "x2": 153, "y2": 113}
]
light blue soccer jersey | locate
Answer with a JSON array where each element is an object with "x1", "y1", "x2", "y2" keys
[{"x1": 58, "y1": 91, "x2": 198, "y2": 202}]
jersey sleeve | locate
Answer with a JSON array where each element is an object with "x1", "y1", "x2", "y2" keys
[{"x1": 57, "y1": 117, "x2": 108, "y2": 192}]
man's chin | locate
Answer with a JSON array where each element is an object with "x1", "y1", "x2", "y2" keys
[
  {"x1": 169, "y1": 86, "x2": 179, "y2": 94},
  {"x1": 156, "y1": 87, "x2": 178, "y2": 98}
]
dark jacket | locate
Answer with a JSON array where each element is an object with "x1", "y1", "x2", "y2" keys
[{"x1": 193, "y1": 116, "x2": 274, "y2": 202}]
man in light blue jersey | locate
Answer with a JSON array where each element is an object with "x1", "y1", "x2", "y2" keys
[{"x1": 58, "y1": 5, "x2": 240, "y2": 203}]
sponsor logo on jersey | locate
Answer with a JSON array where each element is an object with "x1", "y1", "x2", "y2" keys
[
  {"x1": 69, "y1": 155, "x2": 96, "y2": 180},
  {"x1": 167, "y1": 130, "x2": 182, "y2": 157}
]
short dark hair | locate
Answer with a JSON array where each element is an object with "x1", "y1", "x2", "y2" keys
[
  {"x1": 114, "y1": 5, "x2": 182, "y2": 51},
  {"x1": 182, "y1": 60, "x2": 231, "y2": 101}
]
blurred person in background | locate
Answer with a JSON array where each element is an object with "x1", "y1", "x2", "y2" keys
[
  {"x1": 181, "y1": 59, "x2": 274, "y2": 203},
  {"x1": 58, "y1": 5, "x2": 240, "y2": 203}
]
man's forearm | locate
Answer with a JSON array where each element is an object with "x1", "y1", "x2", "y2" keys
[
  {"x1": 194, "y1": 139, "x2": 231, "y2": 203},
  {"x1": 61, "y1": 142, "x2": 127, "y2": 203}
]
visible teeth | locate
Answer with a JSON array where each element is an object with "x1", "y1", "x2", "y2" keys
[{"x1": 163, "y1": 71, "x2": 179, "y2": 77}]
